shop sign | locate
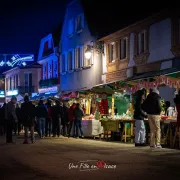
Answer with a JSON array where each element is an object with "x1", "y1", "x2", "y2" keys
[
  {"x1": 0, "y1": 90, "x2": 5, "y2": 98},
  {"x1": 38, "y1": 86, "x2": 58, "y2": 94},
  {"x1": 6, "y1": 90, "x2": 18, "y2": 96}
]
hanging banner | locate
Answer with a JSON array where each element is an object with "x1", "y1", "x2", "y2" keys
[{"x1": 129, "y1": 75, "x2": 180, "y2": 94}]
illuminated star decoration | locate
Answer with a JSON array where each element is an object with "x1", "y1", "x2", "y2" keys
[{"x1": 0, "y1": 54, "x2": 34, "y2": 67}]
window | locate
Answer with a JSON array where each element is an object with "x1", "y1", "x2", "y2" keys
[
  {"x1": 10, "y1": 77, "x2": 12, "y2": 90},
  {"x1": 120, "y1": 38, "x2": 127, "y2": 59},
  {"x1": 68, "y1": 18, "x2": 74, "y2": 35},
  {"x1": 138, "y1": 31, "x2": 145, "y2": 54},
  {"x1": 49, "y1": 63, "x2": 52, "y2": 78},
  {"x1": 54, "y1": 62, "x2": 58, "y2": 78},
  {"x1": 43, "y1": 64, "x2": 46, "y2": 79},
  {"x1": 16, "y1": 74, "x2": 18, "y2": 88},
  {"x1": 75, "y1": 47, "x2": 81, "y2": 68},
  {"x1": 84, "y1": 45, "x2": 92, "y2": 66},
  {"x1": 75, "y1": 14, "x2": 84, "y2": 32},
  {"x1": 108, "y1": 42, "x2": 116, "y2": 63},
  {"x1": 68, "y1": 51, "x2": 73, "y2": 70},
  {"x1": 13, "y1": 76, "x2": 15, "y2": 89},
  {"x1": 24, "y1": 73, "x2": 32, "y2": 87},
  {"x1": 61, "y1": 54, "x2": 66, "y2": 72}
]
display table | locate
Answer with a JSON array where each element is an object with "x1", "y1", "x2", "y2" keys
[{"x1": 81, "y1": 120, "x2": 103, "y2": 137}]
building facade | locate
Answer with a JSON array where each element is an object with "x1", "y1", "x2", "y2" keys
[
  {"x1": 38, "y1": 34, "x2": 60, "y2": 94},
  {"x1": 3, "y1": 63, "x2": 41, "y2": 102},
  {"x1": 100, "y1": 9, "x2": 180, "y2": 105},
  {"x1": 60, "y1": 0, "x2": 103, "y2": 92}
]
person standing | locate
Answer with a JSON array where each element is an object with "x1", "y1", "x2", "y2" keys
[
  {"x1": 134, "y1": 90, "x2": 147, "y2": 147},
  {"x1": 142, "y1": 88, "x2": 162, "y2": 148},
  {"x1": 21, "y1": 95, "x2": 36, "y2": 144},
  {"x1": 52, "y1": 100, "x2": 63, "y2": 137},
  {"x1": 1, "y1": 103, "x2": 6, "y2": 136},
  {"x1": 36, "y1": 99, "x2": 48, "y2": 138},
  {"x1": 62, "y1": 102, "x2": 69, "y2": 136},
  {"x1": 73, "y1": 103, "x2": 84, "y2": 138},
  {"x1": 15, "y1": 104, "x2": 22, "y2": 135},
  {"x1": 174, "y1": 90, "x2": 180, "y2": 126},
  {"x1": 45, "y1": 99, "x2": 53, "y2": 137},
  {"x1": 68, "y1": 103, "x2": 76, "y2": 138},
  {"x1": 5, "y1": 96, "x2": 18, "y2": 143}
]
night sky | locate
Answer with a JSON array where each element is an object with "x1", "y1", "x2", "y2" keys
[
  {"x1": 0, "y1": 0, "x2": 69, "y2": 55},
  {"x1": 0, "y1": 0, "x2": 173, "y2": 57}
]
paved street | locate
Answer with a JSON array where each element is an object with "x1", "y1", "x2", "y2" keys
[{"x1": 0, "y1": 136, "x2": 180, "y2": 180}]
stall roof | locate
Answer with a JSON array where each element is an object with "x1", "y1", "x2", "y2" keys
[{"x1": 131, "y1": 68, "x2": 180, "y2": 81}]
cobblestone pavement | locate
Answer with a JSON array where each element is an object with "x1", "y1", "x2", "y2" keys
[{"x1": 0, "y1": 135, "x2": 180, "y2": 180}]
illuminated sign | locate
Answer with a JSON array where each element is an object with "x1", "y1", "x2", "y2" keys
[
  {"x1": 6, "y1": 90, "x2": 18, "y2": 96},
  {"x1": 0, "y1": 54, "x2": 34, "y2": 67},
  {"x1": 0, "y1": 90, "x2": 5, "y2": 98},
  {"x1": 38, "y1": 86, "x2": 58, "y2": 94}
]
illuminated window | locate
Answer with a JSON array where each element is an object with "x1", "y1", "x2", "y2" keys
[{"x1": 75, "y1": 47, "x2": 81, "y2": 69}]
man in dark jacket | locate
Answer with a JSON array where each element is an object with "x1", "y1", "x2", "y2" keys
[
  {"x1": 36, "y1": 99, "x2": 48, "y2": 138},
  {"x1": 21, "y1": 95, "x2": 35, "y2": 144},
  {"x1": 45, "y1": 99, "x2": 53, "y2": 137},
  {"x1": 62, "y1": 102, "x2": 69, "y2": 136},
  {"x1": 5, "y1": 96, "x2": 18, "y2": 143},
  {"x1": 134, "y1": 90, "x2": 147, "y2": 146},
  {"x1": 52, "y1": 100, "x2": 63, "y2": 137},
  {"x1": 73, "y1": 103, "x2": 84, "y2": 138},
  {"x1": 142, "y1": 88, "x2": 162, "y2": 148}
]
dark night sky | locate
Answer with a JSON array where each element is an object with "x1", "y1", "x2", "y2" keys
[
  {"x1": 0, "y1": 0, "x2": 69, "y2": 55},
  {"x1": 0, "y1": 0, "x2": 174, "y2": 57}
]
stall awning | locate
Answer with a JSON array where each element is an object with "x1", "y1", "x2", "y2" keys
[
  {"x1": 130, "y1": 68, "x2": 180, "y2": 81},
  {"x1": 30, "y1": 92, "x2": 58, "y2": 100}
]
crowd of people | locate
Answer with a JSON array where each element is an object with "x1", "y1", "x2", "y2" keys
[
  {"x1": 134, "y1": 88, "x2": 180, "y2": 148},
  {"x1": 0, "y1": 94, "x2": 85, "y2": 144}
]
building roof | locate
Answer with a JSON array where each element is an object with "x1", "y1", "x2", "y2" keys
[
  {"x1": 3, "y1": 62, "x2": 41, "y2": 74},
  {"x1": 80, "y1": 0, "x2": 174, "y2": 39}
]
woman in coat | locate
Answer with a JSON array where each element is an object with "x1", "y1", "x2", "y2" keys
[{"x1": 134, "y1": 90, "x2": 147, "y2": 147}]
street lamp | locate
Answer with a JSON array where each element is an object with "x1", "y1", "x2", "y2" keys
[{"x1": 84, "y1": 45, "x2": 92, "y2": 59}]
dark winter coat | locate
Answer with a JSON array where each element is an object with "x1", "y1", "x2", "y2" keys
[
  {"x1": 52, "y1": 105, "x2": 63, "y2": 122},
  {"x1": 21, "y1": 101, "x2": 35, "y2": 126},
  {"x1": 73, "y1": 107, "x2": 84, "y2": 121},
  {"x1": 62, "y1": 106, "x2": 69, "y2": 125},
  {"x1": 35, "y1": 103, "x2": 48, "y2": 118},
  {"x1": 142, "y1": 92, "x2": 161, "y2": 115},
  {"x1": 134, "y1": 98, "x2": 147, "y2": 120}
]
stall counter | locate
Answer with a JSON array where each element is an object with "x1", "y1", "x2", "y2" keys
[{"x1": 81, "y1": 120, "x2": 104, "y2": 137}]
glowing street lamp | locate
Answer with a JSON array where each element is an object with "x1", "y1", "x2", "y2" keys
[{"x1": 84, "y1": 45, "x2": 92, "y2": 59}]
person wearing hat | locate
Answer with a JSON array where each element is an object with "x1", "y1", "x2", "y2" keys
[
  {"x1": 142, "y1": 88, "x2": 162, "y2": 148},
  {"x1": 5, "y1": 95, "x2": 18, "y2": 143},
  {"x1": 21, "y1": 94, "x2": 36, "y2": 144}
]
